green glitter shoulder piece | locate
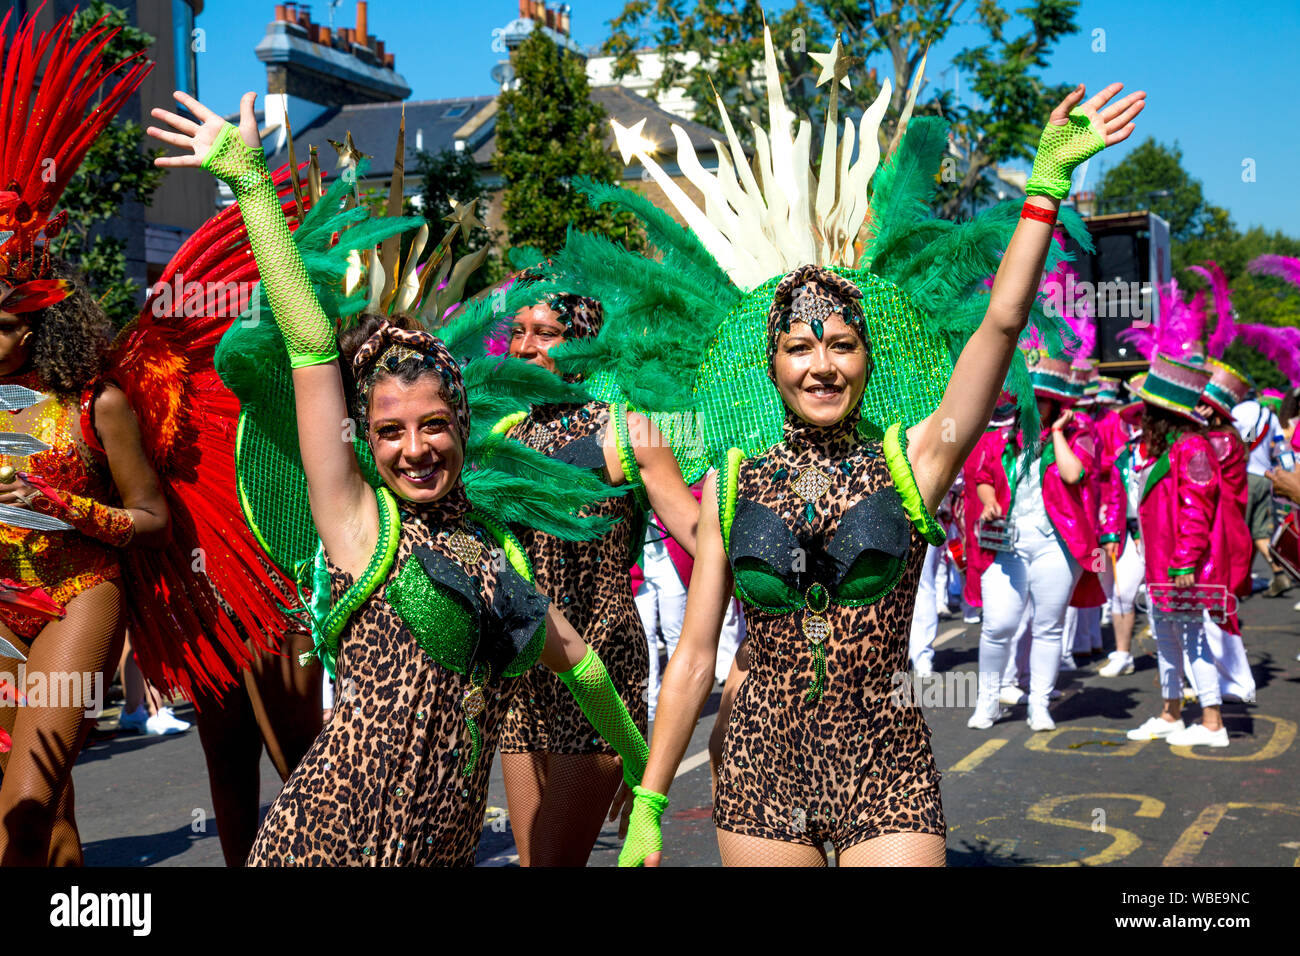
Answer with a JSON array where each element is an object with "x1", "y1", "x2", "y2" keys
[
  {"x1": 882, "y1": 423, "x2": 946, "y2": 546},
  {"x1": 612, "y1": 402, "x2": 649, "y2": 509},
  {"x1": 719, "y1": 447, "x2": 745, "y2": 551},
  {"x1": 308, "y1": 486, "x2": 402, "y2": 677}
]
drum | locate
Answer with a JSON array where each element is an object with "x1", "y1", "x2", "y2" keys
[
  {"x1": 977, "y1": 517, "x2": 1015, "y2": 553},
  {"x1": 1143, "y1": 583, "x2": 1235, "y2": 624},
  {"x1": 1269, "y1": 511, "x2": 1300, "y2": 584}
]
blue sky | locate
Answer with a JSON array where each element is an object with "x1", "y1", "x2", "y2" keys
[{"x1": 194, "y1": 0, "x2": 1299, "y2": 234}]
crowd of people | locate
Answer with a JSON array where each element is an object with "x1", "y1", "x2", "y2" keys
[{"x1": 0, "y1": 11, "x2": 1294, "y2": 869}]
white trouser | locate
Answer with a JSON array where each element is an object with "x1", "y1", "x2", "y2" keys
[
  {"x1": 1001, "y1": 603, "x2": 1032, "y2": 690},
  {"x1": 933, "y1": 547, "x2": 950, "y2": 616},
  {"x1": 909, "y1": 543, "x2": 945, "y2": 669},
  {"x1": 636, "y1": 536, "x2": 688, "y2": 722},
  {"x1": 321, "y1": 671, "x2": 334, "y2": 710},
  {"x1": 715, "y1": 598, "x2": 746, "y2": 683},
  {"x1": 1153, "y1": 616, "x2": 1221, "y2": 708},
  {"x1": 1111, "y1": 532, "x2": 1144, "y2": 615},
  {"x1": 1192, "y1": 615, "x2": 1256, "y2": 703},
  {"x1": 978, "y1": 523, "x2": 1081, "y2": 709}
]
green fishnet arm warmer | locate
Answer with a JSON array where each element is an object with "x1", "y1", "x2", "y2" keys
[
  {"x1": 200, "y1": 123, "x2": 338, "y2": 367},
  {"x1": 618, "y1": 785, "x2": 669, "y2": 868},
  {"x1": 556, "y1": 646, "x2": 649, "y2": 786},
  {"x1": 1024, "y1": 108, "x2": 1107, "y2": 200}
]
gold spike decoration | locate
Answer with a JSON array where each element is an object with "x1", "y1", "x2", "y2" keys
[
  {"x1": 378, "y1": 107, "x2": 407, "y2": 312},
  {"x1": 608, "y1": 27, "x2": 924, "y2": 290},
  {"x1": 284, "y1": 107, "x2": 306, "y2": 223},
  {"x1": 307, "y1": 145, "x2": 323, "y2": 204}
]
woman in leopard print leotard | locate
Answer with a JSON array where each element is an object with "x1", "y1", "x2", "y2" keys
[
  {"x1": 498, "y1": 279, "x2": 701, "y2": 866},
  {"x1": 152, "y1": 92, "x2": 652, "y2": 866},
  {"x1": 618, "y1": 78, "x2": 1147, "y2": 863}
]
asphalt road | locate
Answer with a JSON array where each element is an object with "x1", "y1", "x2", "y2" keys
[{"x1": 69, "y1": 562, "x2": 1300, "y2": 867}]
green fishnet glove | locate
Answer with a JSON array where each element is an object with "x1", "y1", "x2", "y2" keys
[
  {"x1": 556, "y1": 647, "x2": 649, "y2": 786},
  {"x1": 200, "y1": 123, "x2": 338, "y2": 367},
  {"x1": 1024, "y1": 108, "x2": 1107, "y2": 200},
  {"x1": 618, "y1": 785, "x2": 668, "y2": 868}
]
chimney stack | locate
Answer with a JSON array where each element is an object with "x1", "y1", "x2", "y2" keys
[
  {"x1": 274, "y1": 3, "x2": 287, "y2": 21},
  {"x1": 356, "y1": 1, "x2": 369, "y2": 47}
]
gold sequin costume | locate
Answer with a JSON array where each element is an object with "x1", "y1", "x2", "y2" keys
[{"x1": 0, "y1": 371, "x2": 121, "y2": 638}]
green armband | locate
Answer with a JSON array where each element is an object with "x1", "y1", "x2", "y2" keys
[
  {"x1": 618, "y1": 785, "x2": 669, "y2": 868},
  {"x1": 557, "y1": 647, "x2": 649, "y2": 786},
  {"x1": 201, "y1": 123, "x2": 338, "y2": 368},
  {"x1": 1024, "y1": 108, "x2": 1107, "y2": 200},
  {"x1": 614, "y1": 403, "x2": 649, "y2": 510}
]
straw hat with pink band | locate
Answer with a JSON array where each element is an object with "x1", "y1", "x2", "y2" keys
[
  {"x1": 1131, "y1": 352, "x2": 1212, "y2": 425},
  {"x1": 1200, "y1": 357, "x2": 1251, "y2": 420}
]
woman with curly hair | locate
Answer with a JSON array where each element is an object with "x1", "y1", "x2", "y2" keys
[{"x1": 0, "y1": 258, "x2": 171, "y2": 865}]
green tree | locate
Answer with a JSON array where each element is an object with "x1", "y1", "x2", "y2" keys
[
  {"x1": 57, "y1": 1, "x2": 164, "y2": 326},
  {"x1": 604, "y1": 0, "x2": 1079, "y2": 216},
  {"x1": 1095, "y1": 138, "x2": 1230, "y2": 243},
  {"x1": 496, "y1": 29, "x2": 639, "y2": 255}
]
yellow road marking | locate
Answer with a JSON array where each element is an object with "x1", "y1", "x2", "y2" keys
[
  {"x1": 1169, "y1": 714, "x2": 1296, "y2": 762},
  {"x1": 1023, "y1": 726, "x2": 1152, "y2": 757},
  {"x1": 1027, "y1": 793, "x2": 1165, "y2": 867},
  {"x1": 948, "y1": 738, "x2": 1008, "y2": 772},
  {"x1": 1162, "y1": 803, "x2": 1300, "y2": 867}
]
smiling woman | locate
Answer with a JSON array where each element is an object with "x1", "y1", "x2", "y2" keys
[{"x1": 146, "y1": 88, "x2": 657, "y2": 866}]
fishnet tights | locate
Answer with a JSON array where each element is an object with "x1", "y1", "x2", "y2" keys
[
  {"x1": 0, "y1": 580, "x2": 126, "y2": 866},
  {"x1": 502, "y1": 750, "x2": 624, "y2": 867},
  {"x1": 718, "y1": 829, "x2": 946, "y2": 867}
]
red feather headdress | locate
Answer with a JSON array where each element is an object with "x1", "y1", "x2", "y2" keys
[{"x1": 0, "y1": 5, "x2": 152, "y2": 312}]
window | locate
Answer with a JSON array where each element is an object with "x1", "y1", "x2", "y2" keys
[
  {"x1": 444, "y1": 105, "x2": 469, "y2": 118},
  {"x1": 173, "y1": 0, "x2": 198, "y2": 98}
]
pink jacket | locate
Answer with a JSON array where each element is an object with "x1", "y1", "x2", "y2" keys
[
  {"x1": 969, "y1": 424, "x2": 1105, "y2": 608},
  {"x1": 962, "y1": 429, "x2": 1009, "y2": 607},
  {"x1": 1137, "y1": 433, "x2": 1236, "y2": 626},
  {"x1": 1206, "y1": 427, "x2": 1252, "y2": 599},
  {"x1": 1092, "y1": 409, "x2": 1130, "y2": 551}
]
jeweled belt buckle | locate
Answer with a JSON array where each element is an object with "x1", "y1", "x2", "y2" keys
[
  {"x1": 802, "y1": 613, "x2": 832, "y2": 645},
  {"x1": 977, "y1": 517, "x2": 1015, "y2": 552},
  {"x1": 462, "y1": 686, "x2": 486, "y2": 718}
]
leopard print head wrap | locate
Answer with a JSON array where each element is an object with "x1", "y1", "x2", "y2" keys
[
  {"x1": 516, "y1": 265, "x2": 604, "y2": 340},
  {"x1": 766, "y1": 264, "x2": 872, "y2": 383},
  {"x1": 351, "y1": 321, "x2": 469, "y2": 448}
]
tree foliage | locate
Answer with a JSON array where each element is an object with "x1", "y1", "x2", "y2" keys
[
  {"x1": 603, "y1": 0, "x2": 1080, "y2": 216},
  {"x1": 57, "y1": 2, "x2": 164, "y2": 327},
  {"x1": 496, "y1": 28, "x2": 640, "y2": 256}
]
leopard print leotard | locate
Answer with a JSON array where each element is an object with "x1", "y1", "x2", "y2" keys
[
  {"x1": 498, "y1": 400, "x2": 649, "y2": 755},
  {"x1": 247, "y1": 488, "x2": 529, "y2": 867},
  {"x1": 713, "y1": 413, "x2": 946, "y2": 851}
]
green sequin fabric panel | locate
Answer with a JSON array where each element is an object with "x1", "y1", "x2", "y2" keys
[
  {"x1": 693, "y1": 268, "x2": 950, "y2": 476},
  {"x1": 384, "y1": 557, "x2": 478, "y2": 675},
  {"x1": 582, "y1": 370, "x2": 711, "y2": 485}
]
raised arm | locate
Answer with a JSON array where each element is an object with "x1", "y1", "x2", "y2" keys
[
  {"x1": 907, "y1": 83, "x2": 1145, "y2": 512},
  {"x1": 147, "y1": 91, "x2": 377, "y2": 577}
]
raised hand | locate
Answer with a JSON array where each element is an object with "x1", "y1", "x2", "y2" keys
[
  {"x1": 1026, "y1": 82, "x2": 1145, "y2": 199},
  {"x1": 1048, "y1": 82, "x2": 1145, "y2": 144},
  {"x1": 147, "y1": 91, "x2": 262, "y2": 169}
]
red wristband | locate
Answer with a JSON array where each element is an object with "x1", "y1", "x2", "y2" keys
[{"x1": 1020, "y1": 201, "x2": 1056, "y2": 225}]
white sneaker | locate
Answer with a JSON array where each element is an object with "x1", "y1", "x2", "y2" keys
[
  {"x1": 1099, "y1": 652, "x2": 1135, "y2": 677},
  {"x1": 1027, "y1": 704, "x2": 1055, "y2": 732},
  {"x1": 117, "y1": 704, "x2": 148, "y2": 733},
  {"x1": 999, "y1": 686, "x2": 1027, "y2": 706},
  {"x1": 963, "y1": 612, "x2": 981, "y2": 624},
  {"x1": 1059, "y1": 655, "x2": 1078, "y2": 672},
  {"x1": 967, "y1": 701, "x2": 1010, "y2": 730},
  {"x1": 1165, "y1": 723, "x2": 1229, "y2": 748},
  {"x1": 144, "y1": 707, "x2": 190, "y2": 736},
  {"x1": 1048, "y1": 688, "x2": 1063, "y2": 700},
  {"x1": 1126, "y1": 716, "x2": 1185, "y2": 740}
]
